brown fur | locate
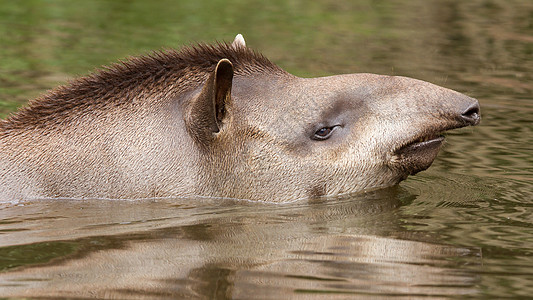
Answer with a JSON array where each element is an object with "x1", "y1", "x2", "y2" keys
[{"x1": 0, "y1": 43, "x2": 285, "y2": 133}]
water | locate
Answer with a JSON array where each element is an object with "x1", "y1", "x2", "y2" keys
[{"x1": 0, "y1": 0, "x2": 531, "y2": 298}]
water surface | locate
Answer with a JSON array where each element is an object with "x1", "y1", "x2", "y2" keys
[{"x1": 0, "y1": 0, "x2": 531, "y2": 298}]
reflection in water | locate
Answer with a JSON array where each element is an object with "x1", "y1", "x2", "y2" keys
[{"x1": 0, "y1": 188, "x2": 481, "y2": 298}]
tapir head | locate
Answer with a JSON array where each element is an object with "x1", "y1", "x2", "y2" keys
[{"x1": 185, "y1": 35, "x2": 480, "y2": 202}]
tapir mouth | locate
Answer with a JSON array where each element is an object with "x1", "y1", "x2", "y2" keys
[
  {"x1": 391, "y1": 126, "x2": 466, "y2": 175},
  {"x1": 393, "y1": 133, "x2": 445, "y2": 175},
  {"x1": 398, "y1": 134, "x2": 445, "y2": 155}
]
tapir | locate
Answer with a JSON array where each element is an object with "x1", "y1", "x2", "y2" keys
[{"x1": 0, "y1": 35, "x2": 480, "y2": 202}]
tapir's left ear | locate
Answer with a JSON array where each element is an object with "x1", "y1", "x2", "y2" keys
[{"x1": 186, "y1": 59, "x2": 234, "y2": 145}]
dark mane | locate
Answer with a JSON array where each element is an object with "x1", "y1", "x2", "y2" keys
[{"x1": 1, "y1": 42, "x2": 286, "y2": 131}]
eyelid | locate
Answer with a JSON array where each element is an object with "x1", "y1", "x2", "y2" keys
[{"x1": 312, "y1": 125, "x2": 340, "y2": 141}]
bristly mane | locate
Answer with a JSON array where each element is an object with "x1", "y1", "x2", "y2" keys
[{"x1": 0, "y1": 42, "x2": 286, "y2": 131}]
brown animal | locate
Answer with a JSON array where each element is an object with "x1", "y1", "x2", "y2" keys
[{"x1": 0, "y1": 35, "x2": 480, "y2": 202}]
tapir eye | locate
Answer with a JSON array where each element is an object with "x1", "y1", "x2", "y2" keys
[{"x1": 313, "y1": 126, "x2": 338, "y2": 140}]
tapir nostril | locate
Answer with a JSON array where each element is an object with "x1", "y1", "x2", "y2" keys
[{"x1": 461, "y1": 101, "x2": 481, "y2": 125}]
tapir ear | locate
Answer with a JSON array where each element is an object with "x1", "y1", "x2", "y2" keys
[
  {"x1": 186, "y1": 59, "x2": 234, "y2": 144},
  {"x1": 232, "y1": 34, "x2": 246, "y2": 48}
]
